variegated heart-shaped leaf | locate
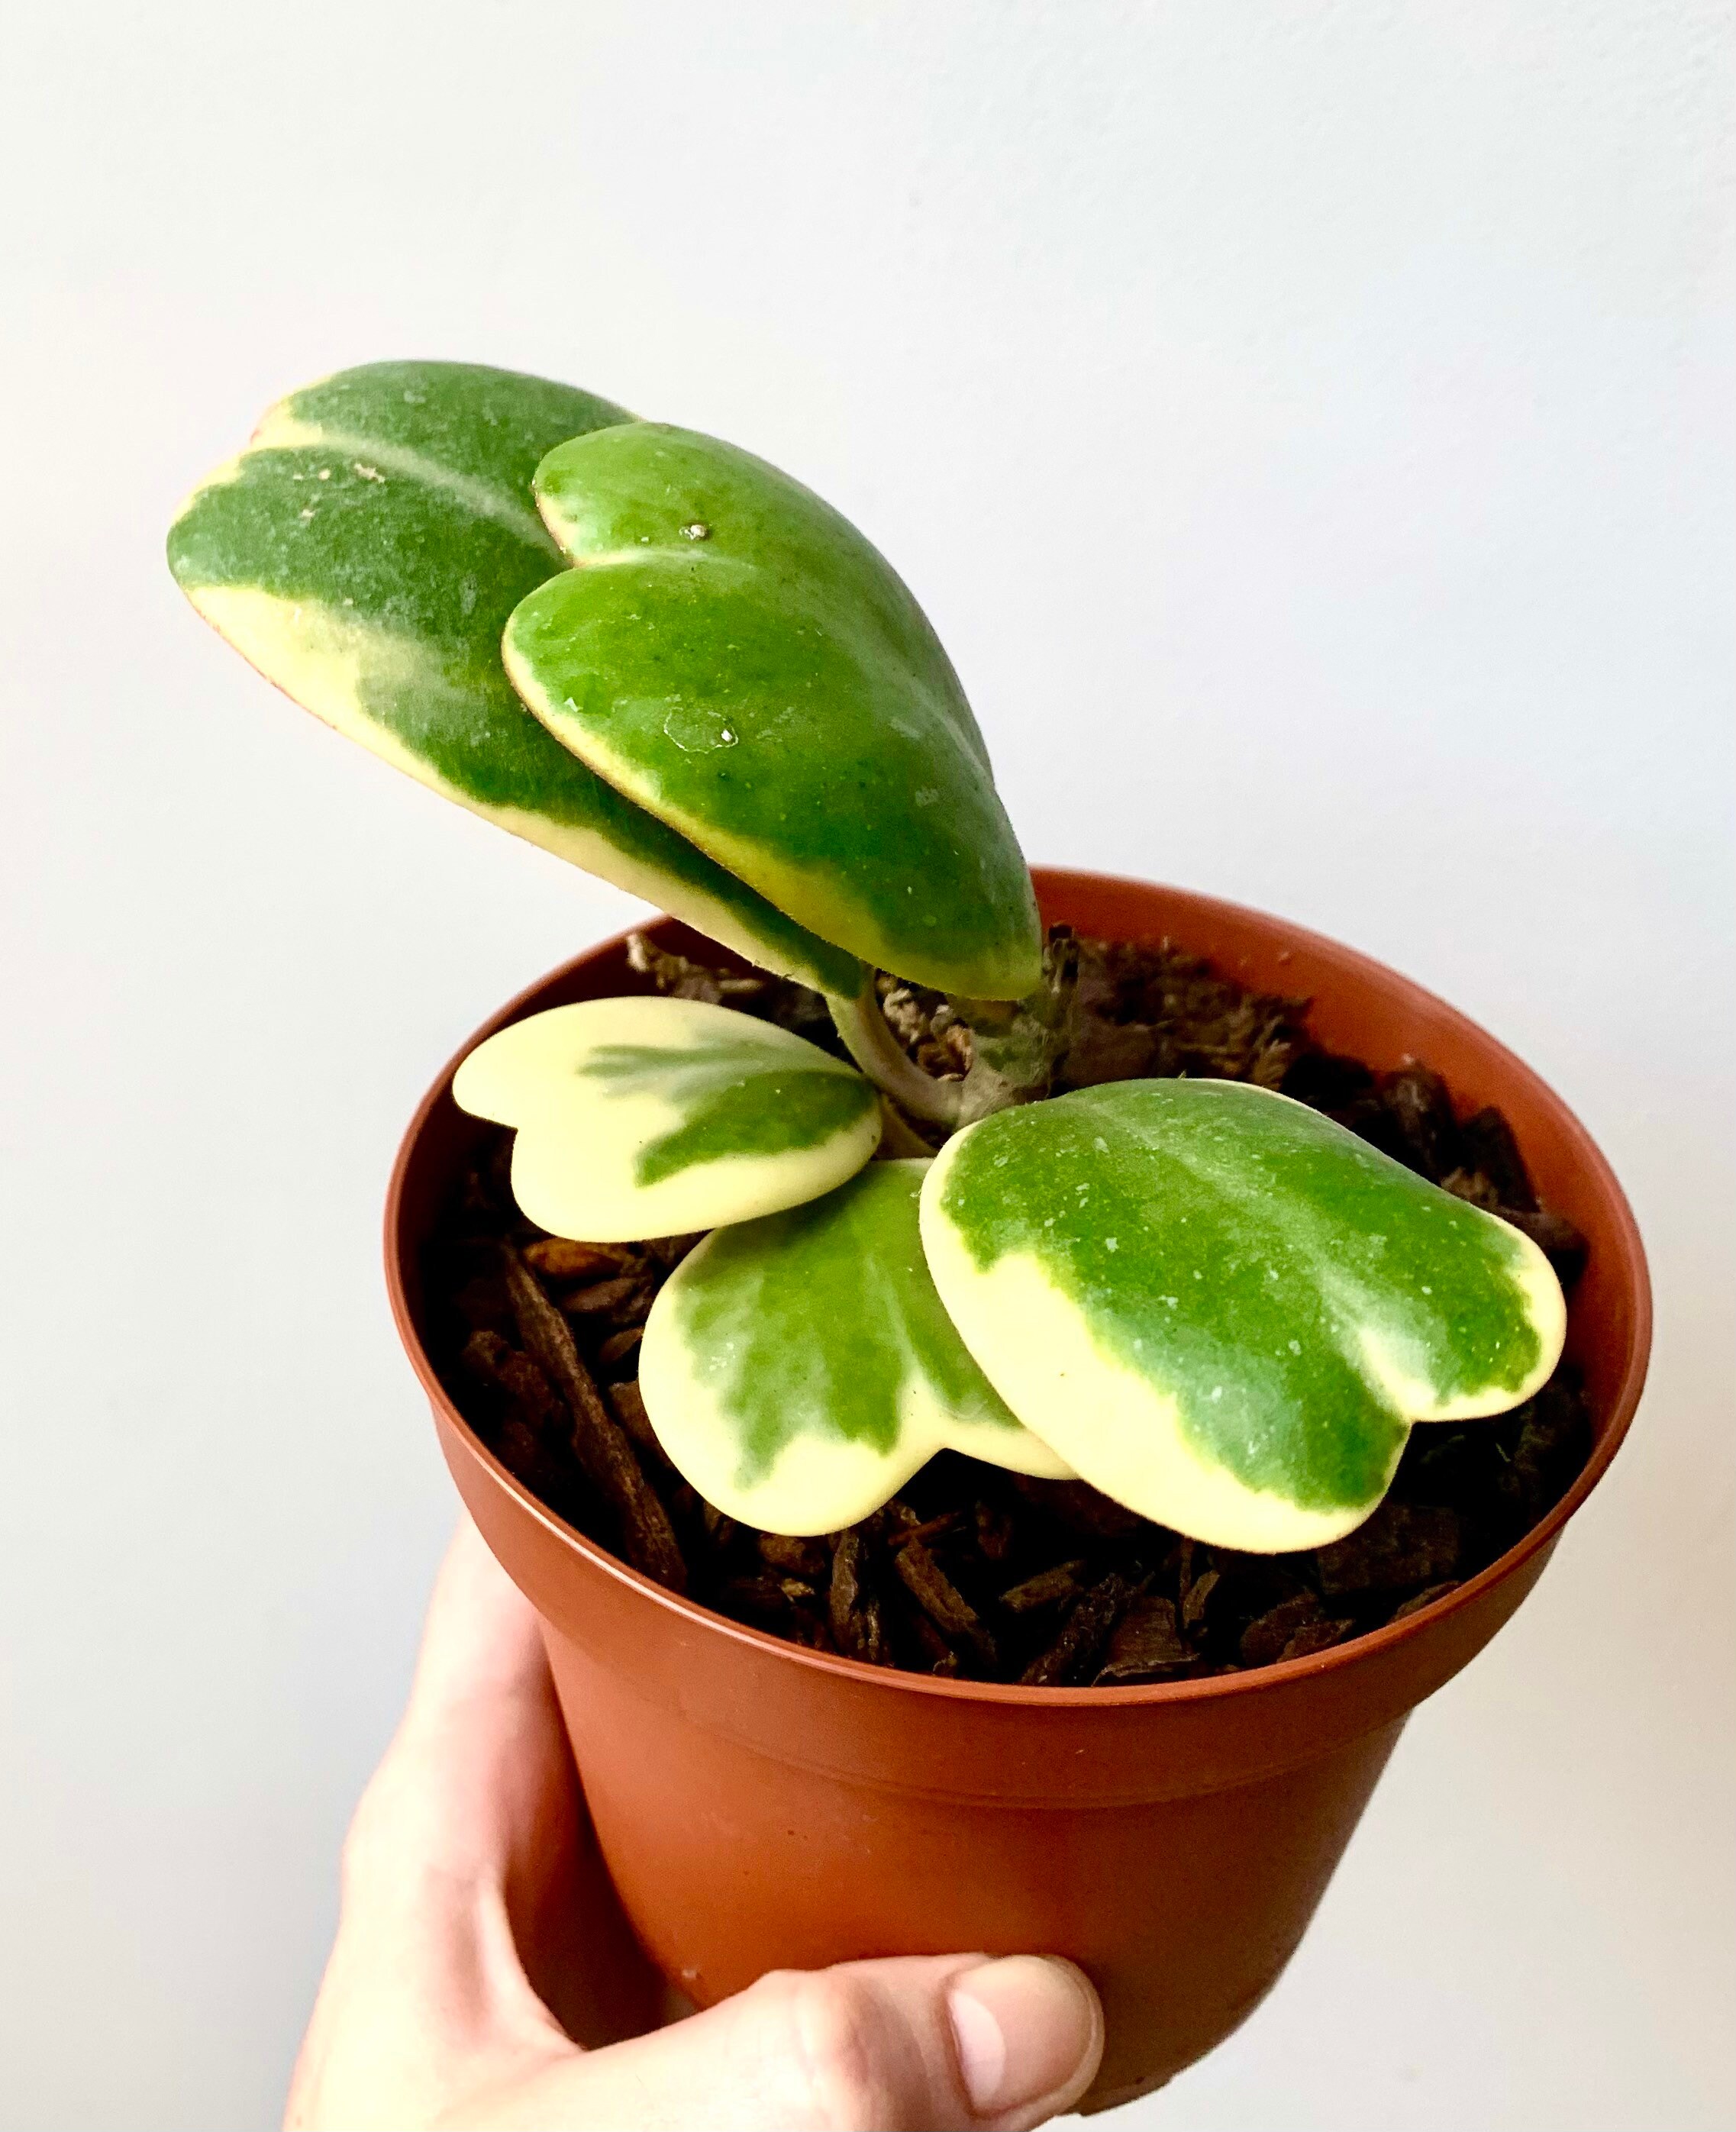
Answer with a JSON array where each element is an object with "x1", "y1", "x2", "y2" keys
[
  {"x1": 166, "y1": 362, "x2": 862, "y2": 996},
  {"x1": 452, "y1": 997, "x2": 881, "y2": 1241},
  {"x1": 638, "y1": 1161, "x2": 1071, "y2": 1534},
  {"x1": 502, "y1": 423, "x2": 1042, "y2": 1000},
  {"x1": 919, "y1": 1079, "x2": 1567, "y2": 1553}
]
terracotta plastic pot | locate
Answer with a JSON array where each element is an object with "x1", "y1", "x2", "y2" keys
[{"x1": 386, "y1": 871, "x2": 1650, "y2": 2113}]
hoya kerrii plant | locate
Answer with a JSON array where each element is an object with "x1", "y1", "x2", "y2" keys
[{"x1": 169, "y1": 360, "x2": 1567, "y2": 1559}]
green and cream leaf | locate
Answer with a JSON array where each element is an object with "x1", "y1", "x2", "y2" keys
[
  {"x1": 503, "y1": 423, "x2": 1042, "y2": 1000},
  {"x1": 638, "y1": 1161, "x2": 1070, "y2": 1535},
  {"x1": 452, "y1": 997, "x2": 881, "y2": 1241},
  {"x1": 919, "y1": 1079, "x2": 1567, "y2": 1553},
  {"x1": 166, "y1": 363, "x2": 861, "y2": 995}
]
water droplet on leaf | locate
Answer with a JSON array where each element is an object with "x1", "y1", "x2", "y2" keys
[{"x1": 663, "y1": 705, "x2": 743, "y2": 753}]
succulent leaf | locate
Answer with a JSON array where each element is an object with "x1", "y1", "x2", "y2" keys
[
  {"x1": 919, "y1": 1079, "x2": 1567, "y2": 1552},
  {"x1": 166, "y1": 362, "x2": 861, "y2": 995},
  {"x1": 502, "y1": 423, "x2": 1042, "y2": 999},
  {"x1": 638, "y1": 1161, "x2": 1071, "y2": 1535},
  {"x1": 452, "y1": 997, "x2": 881, "y2": 1241}
]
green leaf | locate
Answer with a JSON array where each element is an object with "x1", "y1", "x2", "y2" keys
[
  {"x1": 920, "y1": 1079, "x2": 1567, "y2": 1552},
  {"x1": 639, "y1": 1161, "x2": 1071, "y2": 1535},
  {"x1": 451, "y1": 997, "x2": 881, "y2": 1241},
  {"x1": 166, "y1": 362, "x2": 862, "y2": 995},
  {"x1": 502, "y1": 423, "x2": 1042, "y2": 999}
]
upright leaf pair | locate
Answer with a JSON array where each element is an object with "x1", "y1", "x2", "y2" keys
[{"x1": 167, "y1": 361, "x2": 1041, "y2": 1003}]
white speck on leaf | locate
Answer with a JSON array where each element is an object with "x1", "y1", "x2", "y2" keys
[
  {"x1": 1105, "y1": 1237, "x2": 1118, "y2": 1252},
  {"x1": 1211, "y1": 1385, "x2": 1223, "y2": 1401},
  {"x1": 1288, "y1": 1339, "x2": 1302, "y2": 1355}
]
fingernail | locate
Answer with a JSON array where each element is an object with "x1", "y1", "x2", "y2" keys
[{"x1": 948, "y1": 1956, "x2": 1102, "y2": 2117}]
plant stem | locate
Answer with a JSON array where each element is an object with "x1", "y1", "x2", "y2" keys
[
  {"x1": 827, "y1": 980, "x2": 963, "y2": 1128},
  {"x1": 875, "y1": 1095, "x2": 936, "y2": 1159}
]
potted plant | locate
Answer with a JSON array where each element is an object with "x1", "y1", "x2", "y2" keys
[{"x1": 169, "y1": 360, "x2": 1650, "y2": 2111}]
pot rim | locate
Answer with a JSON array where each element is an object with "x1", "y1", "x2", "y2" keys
[{"x1": 386, "y1": 869, "x2": 1652, "y2": 1711}]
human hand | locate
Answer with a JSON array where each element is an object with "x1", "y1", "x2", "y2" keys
[{"x1": 286, "y1": 1518, "x2": 1105, "y2": 2130}]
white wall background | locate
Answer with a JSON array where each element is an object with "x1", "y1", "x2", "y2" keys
[{"x1": 2, "y1": 4, "x2": 1731, "y2": 2126}]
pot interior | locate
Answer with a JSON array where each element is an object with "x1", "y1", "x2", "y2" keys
[{"x1": 389, "y1": 869, "x2": 1650, "y2": 1660}]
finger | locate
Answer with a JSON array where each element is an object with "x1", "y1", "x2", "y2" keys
[
  {"x1": 385, "y1": 1518, "x2": 661, "y2": 2042},
  {"x1": 399, "y1": 1514, "x2": 547, "y2": 1730},
  {"x1": 444, "y1": 1951, "x2": 1105, "y2": 2132},
  {"x1": 286, "y1": 1521, "x2": 654, "y2": 2129},
  {"x1": 349, "y1": 1516, "x2": 570, "y2": 1895}
]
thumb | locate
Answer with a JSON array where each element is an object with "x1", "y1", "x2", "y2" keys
[{"x1": 449, "y1": 1951, "x2": 1103, "y2": 2132}]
